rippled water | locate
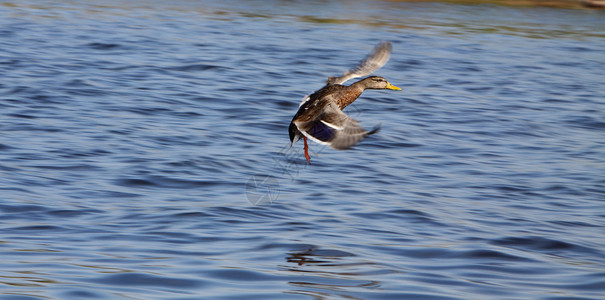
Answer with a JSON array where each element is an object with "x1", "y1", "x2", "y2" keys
[{"x1": 1, "y1": 1, "x2": 604, "y2": 299}]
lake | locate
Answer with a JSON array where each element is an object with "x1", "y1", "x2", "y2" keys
[{"x1": 0, "y1": 1, "x2": 604, "y2": 299}]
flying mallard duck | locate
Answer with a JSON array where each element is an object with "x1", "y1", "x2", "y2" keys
[{"x1": 288, "y1": 41, "x2": 401, "y2": 164}]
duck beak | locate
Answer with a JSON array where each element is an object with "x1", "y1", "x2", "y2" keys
[{"x1": 386, "y1": 82, "x2": 402, "y2": 91}]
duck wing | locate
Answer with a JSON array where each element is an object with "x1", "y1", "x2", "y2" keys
[
  {"x1": 298, "y1": 42, "x2": 392, "y2": 107},
  {"x1": 293, "y1": 100, "x2": 380, "y2": 150},
  {"x1": 327, "y1": 41, "x2": 392, "y2": 85}
]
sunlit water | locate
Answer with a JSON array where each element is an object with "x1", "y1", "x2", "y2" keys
[{"x1": 1, "y1": 1, "x2": 604, "y2": 299}]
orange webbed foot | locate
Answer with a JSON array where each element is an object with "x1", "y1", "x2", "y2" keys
[{"x1": 303, "y1": 136, "x2": 311, "y2": 165}]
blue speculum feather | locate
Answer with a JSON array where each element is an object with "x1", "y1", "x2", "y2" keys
[{"x1": 308, "y1": 121, "x2": 335, "y2": 142}]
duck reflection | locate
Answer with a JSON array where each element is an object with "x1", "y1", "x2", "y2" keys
[
  {"x1": 286, "y1": 247, "x2": 320, "y2": 266},
  {"x1": 282, "y1": 246, "x2": 385, "y2": 299}
]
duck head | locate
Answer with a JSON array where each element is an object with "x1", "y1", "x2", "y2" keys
[{"x1": 357, "y1": 76, "x2": 401, "y2": 90}]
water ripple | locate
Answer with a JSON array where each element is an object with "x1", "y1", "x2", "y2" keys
[{"x1": 0, "y1": 1, "x2": 604, "y2": 300}]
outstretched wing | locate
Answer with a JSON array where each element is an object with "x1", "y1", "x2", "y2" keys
[
  {"x1": 298, "y1": 41, "x2": 392, "y2": 107},
  {"x1": 326, "y1": 41, "x2": 392, "y2": 85},
  {"x1": 293, "y1": 101, "x2": 380, "y2": 150}
]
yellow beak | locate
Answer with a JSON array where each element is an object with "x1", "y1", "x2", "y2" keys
[{"x1": 386, "y1": 82, "x2": 402, "y2": 91}]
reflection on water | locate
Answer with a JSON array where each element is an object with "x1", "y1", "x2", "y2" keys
[
  {"x1": 1, "y1": 0, "x2": 604, "y2": 299},
  {"x1": 284, "y1": 247, "x2": 386, "y2": 299},
  {"x1": 287, "y1": 248, "x2": 316, "y2": 266}
]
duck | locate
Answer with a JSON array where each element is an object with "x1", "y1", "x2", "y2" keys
[{"x1": 288, "y1": 41, "x2": 401, "y2": 164}]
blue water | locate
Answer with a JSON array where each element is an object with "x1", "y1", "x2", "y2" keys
[{"x1": 1, "y1": 1, "x2": 604, "y2": 299}]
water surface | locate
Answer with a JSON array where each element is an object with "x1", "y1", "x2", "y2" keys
[{"x1": 1, "y1": 1, "x2": 604, "y2": 299}]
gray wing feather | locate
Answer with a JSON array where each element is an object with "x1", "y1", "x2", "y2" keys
[
  {"x1": 327, "y1": 41, "x2": 392, "y2": 85},
  {"x1": 320, "y1": 102, "x2": 379, "y2": 150}
]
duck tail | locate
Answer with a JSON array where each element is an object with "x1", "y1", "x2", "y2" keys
[{"x1": 289, "y1": 122, "x2": 300, "y2": 145}]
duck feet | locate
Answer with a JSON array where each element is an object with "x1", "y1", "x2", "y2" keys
[{"x1": 303, "y1": 136, "x2": 311, "y2": 165}]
